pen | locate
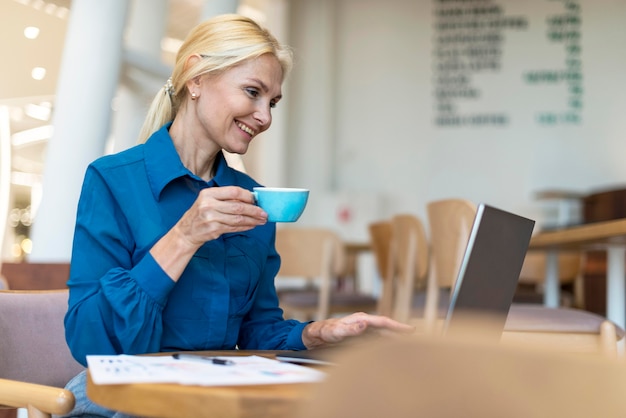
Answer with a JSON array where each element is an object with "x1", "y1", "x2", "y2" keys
[{"x1": 172, "y1": 353, "x2": 236, "y2": 366}]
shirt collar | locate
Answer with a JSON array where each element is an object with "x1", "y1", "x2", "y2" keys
[{"x1": 144, "y1": 122, "x2": 239, "y2": 200}]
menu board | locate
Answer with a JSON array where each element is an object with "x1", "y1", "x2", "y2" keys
[{"x1": 432, "y1": 0, "x2": 583, "y2": 127}]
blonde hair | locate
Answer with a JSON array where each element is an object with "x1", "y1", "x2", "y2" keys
[{"x1": 137, "y1": 14, "x2": 293, "y2": 143}]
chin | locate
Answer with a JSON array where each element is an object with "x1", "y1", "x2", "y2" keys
[
  {"x1": 224, "y1": 146, "x2": 248, "y2": 156},
  {"x1": 228, "y1": 142, "x2": 251, "y2": 155}
]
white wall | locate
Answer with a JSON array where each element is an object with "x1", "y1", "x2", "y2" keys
[{"x1": 284, "y1": 0, "x2": 626, "y2": 239}]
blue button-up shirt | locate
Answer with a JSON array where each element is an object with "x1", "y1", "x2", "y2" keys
[{"x1": 65, "y1": 123, "x2": 307, "y2": 366}]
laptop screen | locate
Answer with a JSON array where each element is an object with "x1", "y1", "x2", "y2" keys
[{"x1": 443, "y1": 204, "x2": 535, "y2": 339}]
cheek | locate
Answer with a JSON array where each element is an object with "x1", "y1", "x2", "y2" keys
[{"x1": 198, "y1": 95, "x2": 226, "y2": 117}]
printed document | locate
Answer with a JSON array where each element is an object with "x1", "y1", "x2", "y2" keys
[{"x1": 87, "y1": 354, "x2": 326, "y2": 386}]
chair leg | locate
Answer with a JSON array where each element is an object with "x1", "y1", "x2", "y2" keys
[
  {"x1": 26, "y1": 405, "x2": 51, "y2": 418},
  {"x1": 573, "y1": 272, "x2": 585, "y2": 309},
  {"x1": 600, "y1": 320, "x2": 618, "y2": 360}
]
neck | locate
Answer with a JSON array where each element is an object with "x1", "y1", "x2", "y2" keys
[{"x1": 169, "y1": 117, "x2": 220, "y2": 181}]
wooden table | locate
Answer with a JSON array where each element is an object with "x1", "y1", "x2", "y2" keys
[
  {"x1": 87, "y1": 351, "x2": 321, "y2": 418},
  {"x1": 528, "y1": 218, "x2": 626, "y2": 328}
]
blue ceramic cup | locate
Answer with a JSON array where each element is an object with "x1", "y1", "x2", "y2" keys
[{"x1": 252, "y1": 187, "x2": 309, "y2": 222}]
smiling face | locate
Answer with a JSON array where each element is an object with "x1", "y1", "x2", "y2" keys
[{"x1": 188, "y1": 53, "x2": 284, "y2": 155}]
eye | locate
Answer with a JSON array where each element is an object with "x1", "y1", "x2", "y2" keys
[
  {"x1": 245, "y1": 87, "x2": 259, "y2": 98},
  {"x1": 245, "y1": 86, "x2": 279, "y2": 109}
]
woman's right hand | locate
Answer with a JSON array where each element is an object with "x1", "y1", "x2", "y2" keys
[
  {"x1": 177, "y1": 186, "x2": 268, "y2": 246},
  {"x1": 150, "y1": 186, "x2": 267, "y2": 281}
]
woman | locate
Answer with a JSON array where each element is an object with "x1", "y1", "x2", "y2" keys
[{"x1": 62, "y1": 14, "x2": 412, "y2": 417}]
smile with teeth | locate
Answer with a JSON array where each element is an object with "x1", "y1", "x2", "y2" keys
[{"x1": 236, "y1": 122, "x2": 255, "y2": 136}]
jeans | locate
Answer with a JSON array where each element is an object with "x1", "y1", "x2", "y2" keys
[{"x1": 55, "y1": 370, "x2": 142, "y2": 418}]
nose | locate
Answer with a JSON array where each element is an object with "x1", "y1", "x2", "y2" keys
[{"x1": 253, "y1": 104, "x2": 272, "y2": 128}]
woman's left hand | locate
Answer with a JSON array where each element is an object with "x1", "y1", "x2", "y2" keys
[{"x1": 301, "y1": 312, "x2": 415, "y2": 349}]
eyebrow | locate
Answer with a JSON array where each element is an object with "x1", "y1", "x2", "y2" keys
[{"x1": 248, "y1": 78, "x2": 282, "y2": 101}]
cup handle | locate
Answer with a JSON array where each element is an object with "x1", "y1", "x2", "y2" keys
[{"x1": 252, "y1": 191, "x2": 258, "y2": 205}]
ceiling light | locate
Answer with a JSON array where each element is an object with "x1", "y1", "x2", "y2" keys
[
  {"x1": 21, "y1": 237, "x2": 33, "y2": 254},
  {"x1": 24, "y1": 26, "x2": 40, "y2": 39},
  {"x1": 31, "y1": 67, "x2": 46, "y2": 80}
]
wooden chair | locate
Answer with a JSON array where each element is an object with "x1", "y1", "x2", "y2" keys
[
  {"x1": 369, "y1": 215, "x2": 446, "y2": 334},
  {"x1": 0, "y1": 290, "x2": 84, "y2": 417},
  {"x1": 518, "y1": 251, "x2": 585, "y2": 307},
  {"x1": 296, "y1": 327, "x2": 626, "y2": 418},
  {"x1": 425, "y1": 198, "x2": 623, "y2": 356},
  {"x1": 502, "y1": 305, "x2": 620, "y2": 357},
  {"x1": 368, "y1": 215, "x2": 439, "y2": 321},
  {"x1": 275, "y1": 227, "x2": 377, "y2": 321}
]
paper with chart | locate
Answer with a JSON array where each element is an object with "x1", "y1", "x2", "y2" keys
[{"x1": 87, "y1": 354, "x2": 326, "y2": 386}]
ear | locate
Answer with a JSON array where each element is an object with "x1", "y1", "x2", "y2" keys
[{"x1": 184, "y1": 54, "x2": 203, "y2": 95}]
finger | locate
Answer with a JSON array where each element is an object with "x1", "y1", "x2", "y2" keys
[
  {"x1": 201, "y1": 186, "x2": 257, "y2": 204},
  {"x1": 343, "y1": 313, "x2": 415, "y2": 333},
  {"x1": 197, "y1": 191, "x2": 266, "y2": 222},
  {"x1": 214, "y1": 200, "x2": 267, "y2": 222},
  {"x1": 341, "y1": 313, "x2": 400, "y2": 328},
  {"x1": 371, "y1": 319, "x2": 415, "y2": 332},
  {"x1": 363, "y1": 327, "x2": 416, "y2": 339}
]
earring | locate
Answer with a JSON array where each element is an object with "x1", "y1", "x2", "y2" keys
[{"x1": 191, "y1": 92, "x2": 198, "y2": 100}]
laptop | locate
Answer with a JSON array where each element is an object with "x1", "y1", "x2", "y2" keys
[
  {"x1": 443, "y1": 203, "x2": 535, "y2": 339},
  {"x1": 277, "y1": 203, "x2": 535, "y2": 364}
]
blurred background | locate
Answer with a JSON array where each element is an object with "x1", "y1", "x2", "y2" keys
[{"x1": 2, "y1": 0, "x2": 626, "y2": 266}]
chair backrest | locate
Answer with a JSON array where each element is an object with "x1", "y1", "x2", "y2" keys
[
  {"x1": 297, "y1": 330, "x2": 626, "y2": 418},
  {"x1": 518, "y1": 251, "x2": 585, "y2": 307},
  {"x1": 368, "y1": 216, "x2": 430, "y2": 321},
  {"x1": 368, "y1": 221, "x2": 393, "y2": 316},
  {"x1": 368, "y1": 221, "x2": 393, "y2": 283},
  {"x1": 427, "y1": 198, "x2": 477, "y2": 289},
  {"x1": 388, "y1": 214, "x2": 429, "y2": 323},
  {"x1": 420, "y1": 199, "x2": 477, "y2": 328},
  {"x1": 275, "y1": 227, "x2": 346, "y2": 319},
  {"x1": 0, "y1": 290, "x2": 84, "y2": 388},
  {"x1": 275, "y1": 227, "x2": 345, "y2": 277},
  {"x1": 519, "y1": 251, "x2": 582, "y2": 285}
]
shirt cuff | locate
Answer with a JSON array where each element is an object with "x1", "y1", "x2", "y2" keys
[
  {"x1": 286, "y1": 321, "x2": 311, "y2": 350},
  {"x1": 130, "y1": 252, "x2": 176, "y2": 306}
]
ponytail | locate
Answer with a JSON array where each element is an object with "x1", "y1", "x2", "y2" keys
[{"x1": 137, "y1": 81, "x2": 175, "y2": 144}]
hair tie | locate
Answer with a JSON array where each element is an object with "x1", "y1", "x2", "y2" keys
[{"x1": 164, "y1": 77, "x2": 175, "y2": 99}]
